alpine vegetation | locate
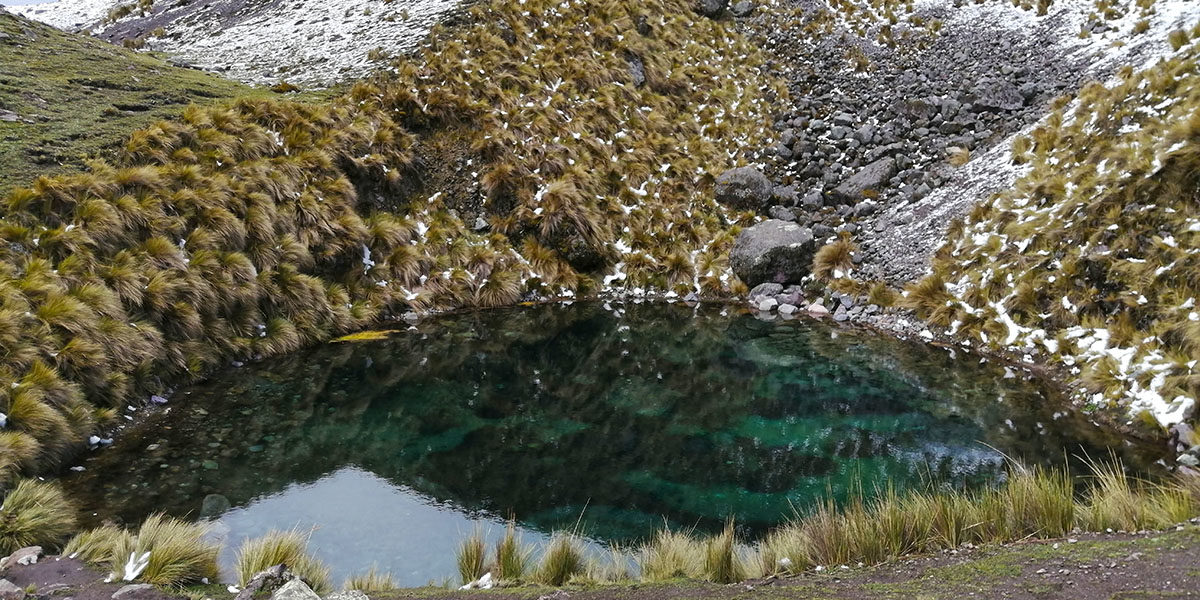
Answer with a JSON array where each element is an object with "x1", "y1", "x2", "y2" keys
[
  {"x1": 904, "y1": 24, "x2": 1200, "y2": 428},
  {"x1": 0, "y1": 0, "x2": 781, "y2": 476}
]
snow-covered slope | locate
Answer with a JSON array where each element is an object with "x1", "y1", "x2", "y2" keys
[
  {"x1": 5, "y1": 0, "x2": 113, "y2": 31},
  {"x1": 11, "y1": 0, "x2": 470, "y2": 87}
]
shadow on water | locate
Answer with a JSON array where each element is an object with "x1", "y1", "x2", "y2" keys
[{"x1": 61, "y1": 302, "x2": 1164, "y2": 586}]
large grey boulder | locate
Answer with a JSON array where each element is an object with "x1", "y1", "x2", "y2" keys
[
  {"x1": 0, "y1": 579, "x2": 24, "y2": 600},
  {"x1": 715, "y1": 166, "x2": 773, "y2": 210},
  {"x1": 971, "y1": 77, "x2": 1025, "y2": 112},
  {"x1": 829, "y1": 158, "x2": 896, "y2": 205},
  {"x1": 730, "y1": 220, "x2": 817, "y2": 287},
  {"x1": 234, "y1": 565, "x2": 296, "y2": 600},
  {"x1": 695, "y1": 0, "x2": 729, "y2": 17}
]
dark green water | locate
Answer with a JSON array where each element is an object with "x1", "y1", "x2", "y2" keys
[{"x1": 61, "y1": 303, "x2": 1160, "y2": 586}]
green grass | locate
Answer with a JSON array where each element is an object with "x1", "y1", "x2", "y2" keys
[
  {"x1": 455, "y1": 529, "x2": 486, "y2": 585},
  {"x1": 344, "y1": 566, "x2": 399, "y2": 593},
  {"x1": 533, "y1": 533, "x2": 586, "y2": 586},
  {"x1": 234, "y1": 530, "x2": 331, "y2": 594},
  {"x1": 0, "y1": 479, "x2": 76, "y2": 554},
  {"x1": 0, "y1": 12, "x2": 259, "y2": 195}
]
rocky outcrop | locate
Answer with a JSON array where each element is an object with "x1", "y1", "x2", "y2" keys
[
  {"x1": 714, "y1": 166, "x2": 774, "y2": 210},
  {"x1": 730, "y1": 219, "x2": 816, "y2": 287}
]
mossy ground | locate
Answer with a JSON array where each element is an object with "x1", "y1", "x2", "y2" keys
[{"x1": 0, "y1": 11, "x2": 262, "y2": 194}]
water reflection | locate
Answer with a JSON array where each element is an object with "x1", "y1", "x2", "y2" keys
[
  {"x1": 208, "y1": 467, "x2": 558, "y2": 586},
  {"x1": 61, "y1": 302, "x2": 1162, "y2": 586}
]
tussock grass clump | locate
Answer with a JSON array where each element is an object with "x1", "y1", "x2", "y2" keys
[
  {"x1": 533, "y1": 534, "x2": 586, "y2": 586},
  {"x1": 70, "y1": 515, "x2": 219, "y2": 587},
  {"x1": 455, "y1": 529, "x2": 487, "y2": 585},
  {"x1": 702, "y1": 521, "x2": 744, "y2": 584},
  {"x1": 344, "y1": 566, "x2": 398, "y2": 593},
  {"x1": 235, "y1": 530, "x2": 331, "y2": 594},
  {"x1": 905, "y1": 27, "x2": 1200, "y2": 427},
  {"x1": 495, "y1": 521, "x2": 530, "y2": 583},
  {"x1": 637, "y1": 529, "x2": 704, "y2": 581},
  {"x1": 812, "y1": 233, "x2": 857, "y2": 281},
  {"x1": 64, "y1": 524, "x2": 133, "y2": 564},
  {"x1": 0, "y1": 480, "x2": 76, "y2": 555},
  {"x1": 1080, "y1": 460, "x2": 1199, "y2": 531}
]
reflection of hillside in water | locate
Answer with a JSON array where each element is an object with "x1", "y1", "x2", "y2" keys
[{"x1": 63, "y1": 303, "x2": 1161, "y2": 542}]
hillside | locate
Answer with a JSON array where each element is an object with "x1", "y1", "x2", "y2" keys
[{"x1": 0, "y1": 9, "x2": 255, "y2": 194}]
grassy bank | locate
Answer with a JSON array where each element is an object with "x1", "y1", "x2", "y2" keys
[
  {"x1": 4, "y1": 459, "x2": 1193, "y2": 590},
  {"x1": 0, "y1": 11, "x2": 258, "y2": 195},
  {"x1": 0, "y1": 0, "x2": 781, "y2": 477}
]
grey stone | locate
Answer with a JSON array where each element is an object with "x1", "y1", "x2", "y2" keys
[
  {"x1": 767, "y1": 205, "x2": 797, "y2": 222},
  {"x1": 714, "y1": 166, "x2": 774, "y2": 210},
  {"x1": 730, "y1": 1, "x2": 755, "y2": 17},
  {"x1": 272, "y1": 580, "x2": 320, "y2": 600},
  {"x1": 772, "y1": 185, "x2": 799, "y2": 205},
  {"x1": 778, "y1": 303, "x2": 798, "y2": 315},
  {"x1": 0, "y1": 547, "x2": 41, "y2": 570},
  {"x1": 971, "y1": 77, "x2": 1025, "y2": 112},
  {"x1": 801, "y1": 191, "x2": 823, "y2": 211},
  {"x1": 112, "y1": 584, "x2": 157, "y2": 600},
  {"x1": 235, "y1": 565, "x2": 296, "y2": 600},
  {"x1": 748, "y1": 282, "x2": 784, "y2": 300},
  {"x1": 730, "y1": 220, "x2": 816, "y2": 287},
  {"x1": 833, "y1": 305, "x2": 850, "y2": 322},
  {"x1": 0, "y1": 111, "x2": 18, "y2": 123},
  {"x1": 695, "y1": 0, "x2": 728, "y2": 17},
  {"x1": 0, "y1": 579, "x2": 24, "y2": 600},
  {"x1": 853, "y1": 200, "x2": 878, "y2": 217},
  {"x1": 626, "y1": 53, "x2": 646, "y2": 88},
  {"x1": 830, "y1": 158, "x2": 896, "y2": 205}
]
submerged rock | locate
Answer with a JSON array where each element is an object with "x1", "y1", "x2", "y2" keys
[
  {"x1": 730, "y1": 219, "x2": 816, "y2": 287},
  {"x1": 714, "y1": 166, "x2": 773, "y2": 210}
]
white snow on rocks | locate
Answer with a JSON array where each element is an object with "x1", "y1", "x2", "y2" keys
[
  {"x1": 12, "y1": 0, "x2": 468, "y2": 87},
  {"x1": 6, "y1": 0, "x2": 114, "y2": 31}
]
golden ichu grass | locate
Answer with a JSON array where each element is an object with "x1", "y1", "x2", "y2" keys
[
  {"x1": 901, "y1": 25, "x2": 1200, "y2": 426},
  {"x1": 0, "y1": 0, "x2": 782, "y2": 477}
]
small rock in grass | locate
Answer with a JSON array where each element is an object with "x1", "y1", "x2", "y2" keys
[
  {"x1": 694, "y1": 0, "x2": 728, "y2": 18},
  {"x1": 730, "y1": 1, "x2": 755, "y2": 16}
]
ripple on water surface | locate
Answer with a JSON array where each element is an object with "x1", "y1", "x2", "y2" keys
[{"x1": 62, "y1": 303, "x2": 1161, "y2": 586}]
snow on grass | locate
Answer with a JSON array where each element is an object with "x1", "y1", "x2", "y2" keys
[{"x1": 7, "y1": 0, "x2": 114, "y2": 31}]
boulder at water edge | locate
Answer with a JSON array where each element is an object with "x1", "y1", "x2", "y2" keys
[
  {"x1": 695, "y1": 0, "x2": 729, "y2": 18},
  {"x1": 730, "y1": 219, "x2": 817, "y2": 287}
]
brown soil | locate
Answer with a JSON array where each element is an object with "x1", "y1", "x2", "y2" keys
[{"x1": 4, "y1": 557, "x2": 178, "y2": 600}]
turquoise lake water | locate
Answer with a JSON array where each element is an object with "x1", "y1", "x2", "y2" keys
[{"x1": 61, "y1": 302, "x2": 1159, "y2": 586}]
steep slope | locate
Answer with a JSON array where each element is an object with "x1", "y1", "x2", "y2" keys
[
  {"x1": 12, "y1": 0, "x2": 474, "y2": 88},
  {"x1": 0, "y1": 9, "x2": 255, "y2": 194}
]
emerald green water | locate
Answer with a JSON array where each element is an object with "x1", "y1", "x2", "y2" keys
[{"x1": 61, "y1": 303, "x2": 1159, "y2": 586}]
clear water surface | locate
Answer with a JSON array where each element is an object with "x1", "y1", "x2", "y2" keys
[{"x1": 61, "y1": 303, "x2": 1161, "y2": 586}]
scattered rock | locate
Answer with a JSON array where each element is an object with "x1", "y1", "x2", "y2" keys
[
  {"x1": 730, "y1": 1, "x2": 755, "y2": 17},
  {"x1": 806, "y1": 302, "x2": 830, "y2": 317},
  {"x1": 757, "y1": 297, "x2": 779, "y2": 312},
  {"x1": 714, "y1": 166, "x2": 774, "y2": 210},
  {"x1": 112, "y1": 584, "x2": 157, "y2": 600},
  {"x1": 971, "y1": 77, "x2": 1026, "y2": 112},
  {"x1": 0, "y1": 579, "x2": 24, "y2": 600},
  {"x1": 0, "y1": 111, "x2": 18, "y2": 123},
  {"x1": 748, "y1": 282, "x2": 784, "y2": 300},
  {"x1": 234, "y1": 565, "x2": 295, "y2": 600},
  {"x1": 730, "y1": 219, "x2": 817, "y2": 287},
  {"x1": 694, "y1": 0, "x2": 728, "y2": 18},
  {"x1": 625, "y1": 52, "x2": 646, "y2": 88},
  {"x1": 829, "y1": 158, "x2": 896, "y2": 205},
  {"x1": 778, "y1": 303, "x2": 798, "y2": 315},
  {"x1": 324, "y1": 592, "x2": 368, "y2": 600},
  {"x1": 0, "y1": 548, "x2": 41, "y2": 570},
  {"x1": 271, "y1": 579, "x2": 319, "y2": 600}
]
